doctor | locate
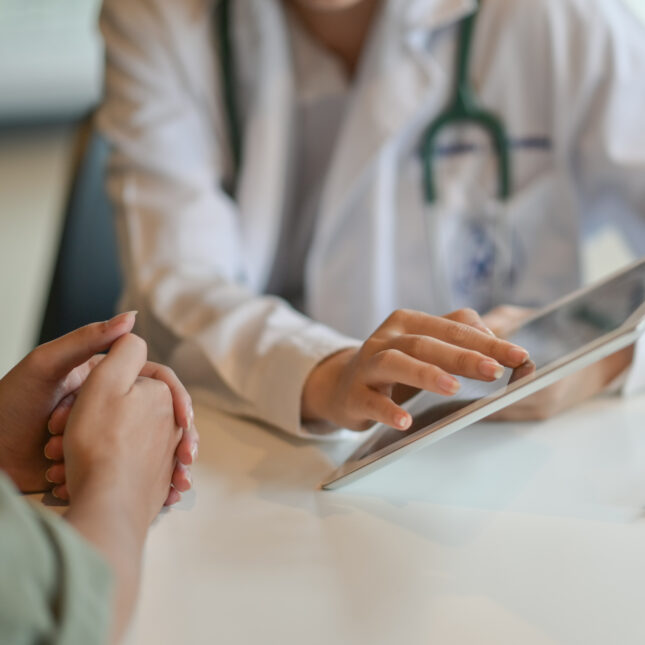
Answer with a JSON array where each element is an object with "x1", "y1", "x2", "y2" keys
[{"x1": 98, "y1": 0, "x2": 645, "y2": 436}]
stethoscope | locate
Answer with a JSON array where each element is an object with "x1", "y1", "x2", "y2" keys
[
  {"x1": 216, "y1": 0, "x2": 242, "y2": 191},
  {"x1": 421, "y1": 1, "x2": 511, "y2": 202},
  {"x1": 215, "y1": 0, "x2": 511, "y2": 202}
]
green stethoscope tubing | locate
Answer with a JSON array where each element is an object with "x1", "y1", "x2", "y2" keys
[
  {"x1": 216, "y1": 0, "x2": 510, "y2": 203},
  {"x1": 422, "y1": 1, "x2": 511, "y2": 203},
  {"x1": 217, "y1": 0, "x2": 243, "y2": 187}
]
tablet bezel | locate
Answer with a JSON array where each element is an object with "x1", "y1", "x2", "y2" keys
[{"x1": 320, "y1": 259, "x2": 645, "y2": 490}]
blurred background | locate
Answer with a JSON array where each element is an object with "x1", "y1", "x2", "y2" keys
[
  {"x1": 0, "y1": 0, "x2": 119, "y2": 376},
  {"x1": 0, "y1": 0, "x2": 644, "y2": 377},
  {"x1": 628, "y1": 0, "x2": 645, "y2": 22}
]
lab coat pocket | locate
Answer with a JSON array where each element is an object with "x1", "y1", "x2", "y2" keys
[
  {"x1": 425, "y1": 196, "x2": 515, "y2": 314},
  {"x1": 502, "y1": 170, "x2": 579, "y2": 308},
  {"x1": 426, "y1": 169, "x2": 579, "y2": 314}
]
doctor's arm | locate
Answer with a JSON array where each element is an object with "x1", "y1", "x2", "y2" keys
[
  {"x1": 98, "y1": 0, "x2": 533, "y2": 435},
  {"x1": 568, "y1": 2, "x2": 645, "y2": 400},
  {"x1": 98, "y1": 0, "x2": 364, "y2": 438},
  {"x1": 302, "y1": 308, "x2": 529, "y2": 430},
  {"x1": 482, "y1": 4, "x2": 645, "y2": 423},
  {"x1": 481, "y1": 307, "x2": 633, "y2": 422}
]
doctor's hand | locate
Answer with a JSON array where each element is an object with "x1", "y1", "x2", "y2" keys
[
  {"x1": 481, "y1": 305, "x2": 535, "y2": 338},
  {"x1": 482, "y1": 305, "x2": 634, "y2": 421},
  {"x1": 301, "y1": 308, "x2": 529, "y2": 431}
]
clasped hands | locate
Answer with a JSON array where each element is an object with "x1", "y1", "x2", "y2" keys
[{"x1": 0, "y1": 312, "x2": 198, "y2": 506}]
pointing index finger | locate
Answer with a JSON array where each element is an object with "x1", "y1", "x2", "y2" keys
[
  {"x1": 440, "y1": 320, "x2": 528, "y2": 366},
  {"x1": 397, "y1": 311, "x2": 529, "y2": 367}
]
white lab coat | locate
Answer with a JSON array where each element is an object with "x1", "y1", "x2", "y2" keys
[{"x1": 98, "y1": 0, "x2": 645, "y2": 437}]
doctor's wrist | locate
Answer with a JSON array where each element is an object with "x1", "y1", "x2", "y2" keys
[{"x1": 301, "y1": 348, "x2": 356, "y2": 425}]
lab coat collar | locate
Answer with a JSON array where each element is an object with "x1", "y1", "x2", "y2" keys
[
  {"x1": 402, "y1": 0, "x2": 477, "y2": 33},
  {"x1": 307, "y1": 0, "x2": 479, "y2": 323},
  {"x1": 345, "y1": 0, "x2": 479, "y2": 161},
  {"x1": 235, "y1": 0, "x2": 296, "y2": 292},
  {"x1": 317, "y1": 0, "x2": 478, "y2": 213}
]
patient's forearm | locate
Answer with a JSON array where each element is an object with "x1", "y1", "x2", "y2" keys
[{"x1": 65, "y1": 482, "x2": 148, "y2": 644}]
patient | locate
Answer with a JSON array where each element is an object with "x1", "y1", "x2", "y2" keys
[{"x1": 0, "y1": 312, "x2": 198, "y2": 643}]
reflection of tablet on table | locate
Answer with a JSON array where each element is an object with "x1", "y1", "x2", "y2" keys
[{"x1": 321, "y1": 259, "x2": 645, "y2": 490}]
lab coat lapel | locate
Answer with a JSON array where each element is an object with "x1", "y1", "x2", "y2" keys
[
  {"x1": 326, "y1": 0, "x2": 476, "y2": 203},
  {"x1": 307, "y1": 0, "x2": 475, "y2": 332},
  {"x1": 404, "y1": 0, "x2": 476, "y2": 31},
  {"x1": 339, "y1": 0, "x2": 476, "y2": 185},
  {"x1": 235, "y1": 0, "x2": 295, "y2": 293}
]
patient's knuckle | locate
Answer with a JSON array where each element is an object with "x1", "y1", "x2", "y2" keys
[
  {"x1": 157, "y1": 364, "x2": 176, "y2": 382},
  {"x1": 146, "y1": 377, "x2": 170, "y2": 405},
  {"x1": 129, "y1": 334, "x2": 148, "y2": 355},
  {"x1": 159, "y1": 379, "x2": 173, "y2": 403}
]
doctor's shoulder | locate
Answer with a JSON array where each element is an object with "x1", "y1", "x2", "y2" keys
[{"x1": 483, "y1": 0, "x2": 640, "y2": 50}]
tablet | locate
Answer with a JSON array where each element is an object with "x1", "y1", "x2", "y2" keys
[{"x1": 321, "y1": 258, "x2": 645, "y2": 490}]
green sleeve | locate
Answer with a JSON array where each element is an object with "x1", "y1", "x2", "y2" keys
[{"x1": 0, "y1": 473, "x2": 113, "y2": 645}]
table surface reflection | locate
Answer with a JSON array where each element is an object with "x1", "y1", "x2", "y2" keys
[{"x1": 127, "y1": 390, "x2": 645, "y2": 645}]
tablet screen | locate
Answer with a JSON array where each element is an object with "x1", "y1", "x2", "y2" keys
[{"x1": 350, "y1": 262, "x2": 645, "y2": 462}]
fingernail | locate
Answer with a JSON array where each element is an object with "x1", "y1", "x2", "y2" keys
[
  {"x1": 186, "y1": 470, "x2": 193, "y2": 487},
  {"x1": 396, "y1": 414, "x2": 411, "y2": 430},
  {"x1": 437, "y1": 374, "x2": 460, "y2": 395},
  {"x1": 508, "y1": 346, "x2": 529, "y2": 364},
  {"x1": 51, "y1": 487, "x2": 62, "y2": 500},
  {"x1": 479, "y1": 360, "x2": 505, "y2": 380},
  {"x1": 43, "y1": 443, "x2": 53, "y2": 460},
  {"x1": 45, "y1": 468, "x2": 54, "y2": 483},
  {"x1": 190, "y1": 442, "x2": 198, "y2": 463},
  {"x1": 107, "y1": 310, "x2": 138, "y2": 328},
  {"x1": 485, "y1": 327, "x2": 496, "y2": 337}
]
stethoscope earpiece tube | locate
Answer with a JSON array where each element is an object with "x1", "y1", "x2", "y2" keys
[
  {"x1": 216, "y1": 0, "x2": 510, "y2": 204},
  {"x1": 421, "y1": 2, "x2": 511, "y2": 204},
  {"x1": 216, "y1": 0, "x2": 242, "y2": 193}
]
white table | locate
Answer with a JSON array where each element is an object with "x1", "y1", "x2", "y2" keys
[{"x1": 127, "y1": 392, "x2": 645, "y2": 645}]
